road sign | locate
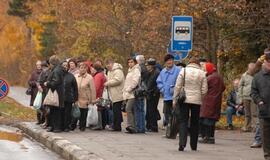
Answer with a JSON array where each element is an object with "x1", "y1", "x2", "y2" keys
[
  {"x1": 167, "y1": 42, "x2": 189, "y2": 60},
  {"x1": 171, "y1": 16, "x2": 193, "y2": 52},
  {"x1": 0, "y1": 78, "x2": 9, "y2": 99}
]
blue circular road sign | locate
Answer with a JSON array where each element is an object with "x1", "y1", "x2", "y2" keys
[{"x1": 0, "y1": 78, "x2": 9, "y2": 99}]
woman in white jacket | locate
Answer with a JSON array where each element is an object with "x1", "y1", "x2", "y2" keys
[{"x1": 123, "y1": 57, "x2": 141, "y2": 133}]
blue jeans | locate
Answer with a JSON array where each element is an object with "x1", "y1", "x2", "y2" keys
[
  {"x1": 135, "y1": 98, "x2": 145, "y2": 133},
  {"x1": 255, "y1": 119, "x2": 262, "y2": 144},
  {"x1": 226, "y1": 106, "x2": 236, "y2": 125}
]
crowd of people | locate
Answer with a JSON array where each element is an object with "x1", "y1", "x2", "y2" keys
[{"x1": 27, "y1": 49, "x2": 270, "y2": 160}]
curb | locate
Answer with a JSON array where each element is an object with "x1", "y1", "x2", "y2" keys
[{"x1": 17, "y1": 122, "x2": 103, "y2": 160}]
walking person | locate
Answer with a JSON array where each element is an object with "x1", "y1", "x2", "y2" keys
[
  {"x1": 44, "y1": 55, "x2": 65, "y2": 133},
  {"x1": 61, "y1": 61, "x2": 78, "y2": 132},
  {"x1": 250, "y1": 119, "x2": 262, "y2": 148},
  {"x1": 123, "y1": 57, "x2": 141, "y2": 133},
  {"x1": 251, "y1": 48, "x2": 270, "y2": 160},
  {"x1": 156, "y1": 54, "x2": 180, "y2": 129},
  {"x1": 145, "y1": 58, "x2": 160, "y2": 132},
  {"x1": 91, "y1": 63, "x2": 106, "y2": 130},
  {"x1": 199, "y1": 62, "x2": 225, "y2": 144},
  {"x1": 28, "y1": 60, "x2": 43, "y2": 124},
  {"x1": 173, "y1": 57, "x2": 208, "y2": 151},
  {"x1": 239, "y1": 63, "x2": 257, "y2": 132},
  {"x1": 71, "y1": 62, "x2": 96, "y2": 131},
  {"x1": 104, "y1": 59, "x2": 125, "y2": 131}
]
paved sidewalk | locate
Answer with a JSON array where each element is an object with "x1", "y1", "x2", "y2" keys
[{"x1": 22, "y1": 122, "x2": 263, "y2": 160}]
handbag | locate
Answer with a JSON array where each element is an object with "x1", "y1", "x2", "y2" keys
[
  {"x1": 166, "y1": 109, "x2": 179, "y2": 139},
  {"x1": 134, "y1": 81, "x2": 147, "y2": 98},
  {"x1": 177, "y1": 68, "x2": 186, "y2": 104},
  {"x1": 96, "y1": 88, "x2": 112, "y2": 108},
  {"x1": 71, "y1": 103, "x2": 81, "y2": 119},
  {"x1": 33, "y1": 91, "x2": 43, "y2": 110},
  {"x1": 25, "y1": 87, "x2": 32, "y2": 95},
  {"x1": 43, "y1": 89, "x2": 59, "y2": 107}
]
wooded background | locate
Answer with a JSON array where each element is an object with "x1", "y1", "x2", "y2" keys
[{"x1": 0, "y1": 0, "x2": 269, "y2": 86}]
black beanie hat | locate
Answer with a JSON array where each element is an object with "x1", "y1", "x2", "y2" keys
[
  {"x1": 164, "y1": 54, "x2": 174, "y2": 62},
  {"x1": 146, "y1": 58, "x2": 156, "y2": 66}
]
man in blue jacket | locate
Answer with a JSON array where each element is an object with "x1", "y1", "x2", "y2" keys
[{"x1": 156, "y1": 54, "x2": 181, "y2": 129}]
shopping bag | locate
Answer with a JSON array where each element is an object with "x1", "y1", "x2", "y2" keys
[
  {"x1": 71, "y1": 103, "x2": 81, "y2": 119},
  {"x1": 33, "y1": 91, "x2": 43, "y2": 110},
  {"x1": 86, "y1": 104, "x2": 98, "y2": 126},
  {"x1": 166, "y1": 110, "x2": 179, "y2": 139},
  {"x1": 43, "y1": 89, "x2": 59, "y2": 107}
]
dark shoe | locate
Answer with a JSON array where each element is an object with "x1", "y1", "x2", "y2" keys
[
  {"x1": 126, "y1": 126, "x2": 137, "y2": 134},
  {"x1": 227, "y1": 124, "x2": 234, "y2": 130},
  {"x1": 92, "y1": 126, "x2": 102, "y2": 130},
  {"x1": 198, "y1": 137, "x2": 208, "y2": 144},
  {"x1": 36, "y1": 122, "x2": 42, "y2": 125},
  {"x1": 80, "y1": 128, "x2": 85, "y2": 132},
  {"x1": 207, "y1": 137, "x2": 215, "y2": 144},
  {"x1": 53, "y1": 129, "x2": 62, "y2": 133},
  {"x1": 47, "y1": 127, "x2": 53, "y2": 132},
  {"x1": 250, "y1": 142, "x2": 262, "y2": 148},
  {"x1": 178, "y1": 145, "x2": 185, "y2": 151},
  {"x1": 64, "y1": 128, "x2": 70, "y2": 132}
]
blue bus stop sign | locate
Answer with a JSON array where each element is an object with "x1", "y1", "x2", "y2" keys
[
  {"x1": 0, "y1": 78, "x2": 9, "y2": 99},
  {"x1": 171, "y1": 16, "x2": 193, "y2": 52}
]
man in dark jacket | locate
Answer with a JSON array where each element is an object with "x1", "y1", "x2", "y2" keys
[
  {"x1": 251, "y1": 48, "x2": 270, "y2": 160},
  {"x1": 62, "y1": 61, "x2": 78, "y2": 132},
  {"x1": 145, "y1": 58, "x2": 160, "y2": 132},
  {"x1": 44, "y1": 55, "x2": 65, "y2": 133},
  {"x1": 226, "y1": 79, "x2": 240, "y2": 130}
]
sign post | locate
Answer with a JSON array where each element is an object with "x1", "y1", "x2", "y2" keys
[
  {"x1": 0, "y1": 78, "x2": 9, "y2": 99},
  {"x1": 170, "y1": 16, "x2": 193, "y2": 60}
]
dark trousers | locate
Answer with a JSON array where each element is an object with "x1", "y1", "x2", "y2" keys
[
  {"x1": 48, "y1": 106, "x2": 62, "y2": 131},
  {"x1": 112, "y1": 101, "x2": 123, "y2": 130},
  {"x1": 62, "y1": 102, "x2": 72, "y2": 130},
  {"x1": 179, "y1": 103, "x2": 200, "y2": 150},
  {"x1": 163, "y1": 100, "x2": 173, "y2": 126},
  {"x1": 146, "y1": 94, "x2": 160, "y2": 131},
  {"x1": 200, "y1": 123, "x2": 216, "y2": 138},
  {"x1": 260, "y1": 118, "x2": 270, "y2": 160},
  {"x1": 36, "y1": 110, "x2": 45, "y2": 124},
  {"x1": 71, "y1": 108, "x2": 88, "y2": 130}
]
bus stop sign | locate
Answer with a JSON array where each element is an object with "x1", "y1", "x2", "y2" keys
[{"x1": 171, "y1": 16, "x2": 193, "y2": 52}]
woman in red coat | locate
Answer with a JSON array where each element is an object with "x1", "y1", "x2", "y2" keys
[
  {"x1": 199, "y1": 62, "x2": 225, "y2": 144},
  {"x1": 90, "y1": 63, "x2": 106, "y2": 130}
]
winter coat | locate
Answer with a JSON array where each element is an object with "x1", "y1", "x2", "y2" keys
[
  {"x1": 93, "y1": 71, "x2": 106, "y2": 99},
  {"x1": 123, "y1": 64, "x2": 141, "y2": 100},
  {"x1": 28, "y1": 69, "x2": 42, "y2": 106},
  {"x1": 46, "y1": 65, "x2": 65, "y2": 108},
  {"x1": 156, "y1": 65, "x2": 180, "y2": 101},
  {"x1": 227, "y1": 90, "x2": 239, "y2": 108},
  {"x1": 37, "y1": 68, "x2": 51, "y2": 102},
  {"x1": 173, "y1": 63, "x2": 208, "y2": 105},
  {"x1": 146, "y1": 68, "x2": 160, "y2": 97},
  {"x1": 75, "y1": 73, "x2": 96, "y2": 108},
  {"x1": 63, "y1": 71, "x2": 78, "y2": 103},
  {"x1": 106, "y1": 63, "x2": 125, "y2": 103},
  {"x1": 239, "y1": 72, "x2": 253, "y2": 101},
  {"x1": 200, "y1": 72, "x2": 225, "y2": 120},
  {"x1": 251, "y1": 70, "x2": 270, "y2": 118}
]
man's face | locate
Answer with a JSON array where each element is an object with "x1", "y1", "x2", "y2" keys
[
  {"x1": 62, "y1": 62, "x2": 68, "y2": 71},
  {"x1": 165, "y1": 59, "x2": 174, "y2": 68},
  {"x1": 233, "y1": 80, "x2": 239, "y2": 90},
  {"x1": 36, "y1": 61, "x2": 42, "y2": 70}
]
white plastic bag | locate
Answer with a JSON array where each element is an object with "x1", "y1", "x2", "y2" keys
[
  {"x1": 33, "y1": 91, "x2": 43, "y2": 110},
  {"x1": 86, "y1": 104, "x2": 98, "y2": 126}
]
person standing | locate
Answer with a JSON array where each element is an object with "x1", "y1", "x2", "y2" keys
[
  {"x1": 156, "y1": 54, "x2": 180, "y2": 129},
  {"x1": 145, "y1": 58, "x2": 160, "y2": 132},
  {"x1": 199, "y1": 62, "x2": 225, "y2": 144},
  {"x1": 251, "y1": 48, "x2": 270, "y2": 160},
  {"x1": 104, "y1": 59, "x2": 125, "y2": 131},
  {"x1": 123, "y1": 57, "x2": 141, "y2": 133},
  {"x1": 68, "y1": 59, "x2": 79, "y2": 75},
  {"x1": 135, "y1": 55, "x2": 147, "y2": 133},
  {"x1": 173, "y1": 57, "x2": 208, "y2": 151},
  {"x1": 71, "y1": 62, "x2": 96, "y2": 131},
  {"x1": 239, "y1": 63, "x2": 257, "y2": 132},
  {"x1": 28, "y1": 60, "x2": 43, "y2": 124},
  {"x1": 44, "y1": 55, "x2": 65, "y2": 133},
  {"x1": 91, "y1": 63, "x2": 106, "y2": 130},
  {"x1": 61, "y1": 61, "x2": 78, "y2": 132}
]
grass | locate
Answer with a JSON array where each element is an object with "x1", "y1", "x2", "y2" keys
[{"x1": 0, "y1": 97, "x2": 35, "y2": 122}]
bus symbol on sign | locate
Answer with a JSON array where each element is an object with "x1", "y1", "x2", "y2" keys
[{"x1": 0, "y1": 78, "x2": 9, "y2": 99}]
